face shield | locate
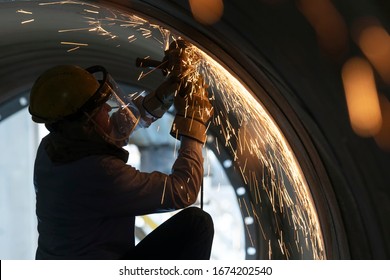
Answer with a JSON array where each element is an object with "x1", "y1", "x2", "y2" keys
[
  {"x1": 105, "y1": 83, "x2": 141, "y2": 144},
  {"x1": 83, "y1": 66, "x2": 141, "y2": 147}
]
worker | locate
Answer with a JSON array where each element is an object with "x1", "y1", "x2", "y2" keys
[{"x1": 28, "y1": 41, "x2": 214, "y2": 260}]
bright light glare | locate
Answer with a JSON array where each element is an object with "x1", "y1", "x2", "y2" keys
[
  {"x1": 297, "y1": 0, "x2": 348, "y2": 59},
  {"x1": 189, "y1": 0, "x2": 224, "y2": 25},
  {"x1": 342, "y1": 57, "x2": 382, "y2": 137},
  {"x1": 354, "y1": 18, "x2": 390, "y2": 84}
]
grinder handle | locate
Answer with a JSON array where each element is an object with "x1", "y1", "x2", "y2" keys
[{"x1": 136, "y1": 57, "x2": 169, "y2": 74}]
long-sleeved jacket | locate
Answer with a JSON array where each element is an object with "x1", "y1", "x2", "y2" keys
[{"x1": 33, "y1": 127, "x2": 203, "y2": 260}]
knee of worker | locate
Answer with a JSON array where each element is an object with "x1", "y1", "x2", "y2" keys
[{"x1": 180, "y1": 207, "x2": 214, "y2": 236}]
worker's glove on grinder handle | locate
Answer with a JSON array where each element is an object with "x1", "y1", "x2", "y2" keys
[
  {"x1": 162, "y1": 39, "x2": 192, "y2": 79},
  {"x1": 142, "y1": 39, "x2": 191, "y2": 119},
  {"x1": 141, "y1": 77, "x2": 179, "y2": 119},
  {"x1": 170, "y1": 77, "x2": 214, "y2": 144}
]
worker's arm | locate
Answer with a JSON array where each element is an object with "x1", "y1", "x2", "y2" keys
[
  {"x1": 166, "y1": 136, "x2": 204, "y2": 207},
  {"x1": 85, "y1": 79, "x2": 212, "y2": 216},
  {"x1": 84, "y1": 136, "x2": 203, "y2": 217}
]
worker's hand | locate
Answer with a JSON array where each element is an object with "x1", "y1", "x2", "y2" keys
[
  {"x1": 162, "y1": 39, "x2": 193, "y2": 79},
  {"x1": 140, "y1": 39, "x2": 196, "y2": 120},
  {"x1": 109, "y1": 106, "x2": 138, "y2": 146},
  {"x1": 170, "y1": 77, "x2": 214, "y2": 144},
  {"x1": 142, "y1": 76, "x2": 180, "y2": 119}
]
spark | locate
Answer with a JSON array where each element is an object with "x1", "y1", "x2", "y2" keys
[
  {"x1": 16, "y1": 9, "x2": 33, "y2": 14},
  {"x1": 137, "y1": 71, "x2": 144, "y2": 81},
  {"x1": 161, "y1": 176, "x2": 168, "y2": 204},
  {"x1": 84, "y1": 9, "x2": 99, "y2": 14},
  {"x1": 127, "y1": 35, "x2": 136, "y2": 43},
  {"x1": 268, "y1": 240, "x2": 272, "y2": 259},
  {"x1": 60, "y1": 41, "x2": 88, "y2": 46},
  {"x1": 138, "y1": 27, "x2": 152, "y2": 38},
  {"x1": 252, "y1": 206, "x2": 267, "y2": 240},
  {"x1": 58, "y1": 28, "x2": 91, "y2": 33},
  {"x1": 215, "y1": 137, "x2": 220, "y2": 155},
  {"x1": 173, "y1": 129, "x2": 179, "y2": 159},
  {"x1": 241, "y1": 198, "x2": 255, "y2": 247},
  {"x1": 39, "y1": 1, "x2": 100, "y2": 9},
  {"x1": 87, "y1": 21, "x2": 117, "y2": 39},
  {"x1": 21, "y1": 19, "x2": 34, "y2": 24},
  {"x1": 67, "y1": 46, "x2": 80, "y2": 52},
  {"x1": 137, "y1": 64, "x2": 164, "y2": 79}
]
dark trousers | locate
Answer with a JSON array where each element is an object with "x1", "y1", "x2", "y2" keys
[{"x1": 123, "y1": 207, "x2": 214, "y2": 260}]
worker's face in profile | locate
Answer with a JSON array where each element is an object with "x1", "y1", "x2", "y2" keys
[{"x1": 92, "y1": 103, "x2": 113, "y2": 135}]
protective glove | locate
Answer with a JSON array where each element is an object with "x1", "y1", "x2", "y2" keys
[
  {"x1": 142, "y1": 77, "x2": 180, "y2": 119},
  {"x1": 161, "y1": 39, "x2": 193, "y2": 79},
  {"x1": 142, "y1": 39, "x2": 192, "y2": 119},
  {"x1": 170, "y1": 77, "x2": 214, "y2": 144}
]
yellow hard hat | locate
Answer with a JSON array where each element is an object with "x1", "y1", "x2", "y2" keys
[{"x1": 29, "y1": 65, "x2": 105, "y2": 123}]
